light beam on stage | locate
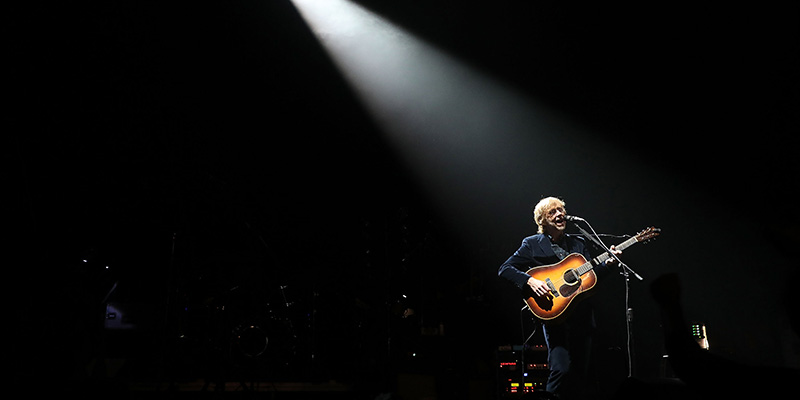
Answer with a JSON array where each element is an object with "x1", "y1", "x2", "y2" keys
[{"x1": 289, "y1": 0, "x2": 635, "y2": 243}]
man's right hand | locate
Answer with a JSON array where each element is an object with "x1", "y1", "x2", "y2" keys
[{"x1": 527, "y1": 277, "x2": 550, "y2": 297}]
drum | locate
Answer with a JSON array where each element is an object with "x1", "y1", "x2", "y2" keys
[{"x1": 231, "y1": 324, "x2": 269, "y2": 358}]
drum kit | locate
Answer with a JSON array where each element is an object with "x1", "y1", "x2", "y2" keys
[
  {"x1": 176, "y1": 276, "x2": 314, "y2": 380},
  {"x1": 174, "y1": 271, "x2": 416, "y2": 383}
]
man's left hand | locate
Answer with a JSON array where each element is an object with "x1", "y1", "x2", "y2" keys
[{"x1": 606, "y1": 245, "x2": 622, "y2": 266}]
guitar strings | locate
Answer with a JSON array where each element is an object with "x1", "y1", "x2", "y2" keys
[{"x1": 549, "y1": 260, "x2": 593, "y2": 289}]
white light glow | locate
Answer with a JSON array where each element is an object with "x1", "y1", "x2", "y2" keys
[{"x1": 290, "y1": 0, "x2": 631, "y2": 241}]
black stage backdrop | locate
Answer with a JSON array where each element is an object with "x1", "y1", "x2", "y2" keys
[{"x1": 10, "y1": 1, "x2": 798, "y2": 397}]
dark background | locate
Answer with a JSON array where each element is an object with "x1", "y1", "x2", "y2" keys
[{"x1": 11, "y1": 1, "x2": 798, "y2": 397}]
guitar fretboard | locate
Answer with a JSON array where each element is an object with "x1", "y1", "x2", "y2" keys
[{"x1": 576, "y1": 235, "x2": 639, "y2": 275}]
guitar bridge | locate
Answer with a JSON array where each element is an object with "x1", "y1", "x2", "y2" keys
[{"x1": 545, "y1": 278, "x2": 560, "y2": 297}]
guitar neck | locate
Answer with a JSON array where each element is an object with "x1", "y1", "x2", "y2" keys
[
  {"x1": 593, "y1": 236, "x2": 638, "y2": 265},
  {"x1": 576, "y1": 236, "x2": 639, "y2": 275}
]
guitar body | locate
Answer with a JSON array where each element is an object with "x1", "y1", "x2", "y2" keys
[{"x1": 523, "y1": 253, "x2": 597, "y2": 322}]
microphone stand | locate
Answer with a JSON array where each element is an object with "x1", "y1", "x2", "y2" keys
[{"x1": 571, "y1": 218, "x2": 642, "y2": 378}]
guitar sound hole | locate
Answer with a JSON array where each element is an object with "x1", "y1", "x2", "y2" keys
[{"x1": 564, "y1": 269, "x2": 580, "y2": 284}]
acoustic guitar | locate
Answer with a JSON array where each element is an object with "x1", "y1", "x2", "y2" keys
[{"x1": 523, "y1": 226, "x2": 660, "y2": 322}]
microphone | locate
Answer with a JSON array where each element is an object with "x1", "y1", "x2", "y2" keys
[{"x1": 565, "y1": 215, "x2": 584, "y2": 221}]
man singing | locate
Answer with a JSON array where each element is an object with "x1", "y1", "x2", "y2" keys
[{"x1": 498, "y1": 196, "x2": 620, "y2": 400}]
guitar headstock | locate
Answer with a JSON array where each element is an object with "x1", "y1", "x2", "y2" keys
[{"x1": 634, "y1": 226, "x2": 661, "y2": 244}]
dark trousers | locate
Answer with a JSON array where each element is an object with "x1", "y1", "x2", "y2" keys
[{"x1": 543, "y1": 319, "x2": 594, "y2": 399}]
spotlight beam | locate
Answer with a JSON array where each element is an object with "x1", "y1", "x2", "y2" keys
[{"x1": 290, "y1": 0, "x2": 642, "y2": 242}]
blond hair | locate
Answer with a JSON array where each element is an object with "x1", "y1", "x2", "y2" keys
[{"x1": 532, "y1": 197, "x2": 566, "y2": 233}]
